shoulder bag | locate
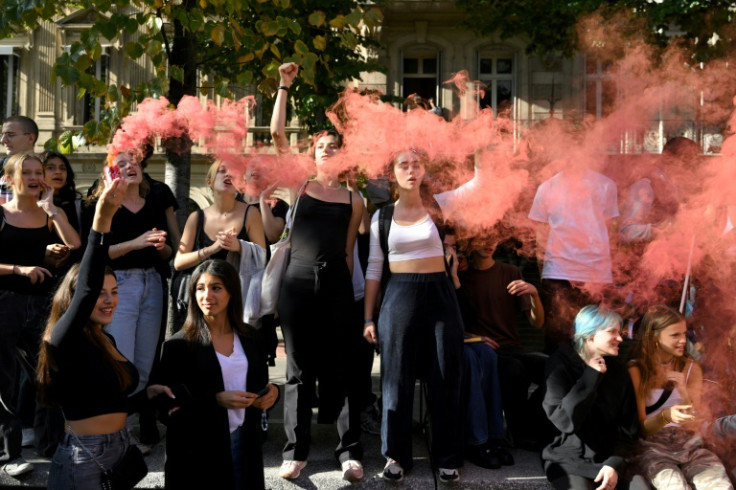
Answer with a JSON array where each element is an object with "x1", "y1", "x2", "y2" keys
[{"x1": 260, "y1": 180, "x2": 308, "y2": 316}]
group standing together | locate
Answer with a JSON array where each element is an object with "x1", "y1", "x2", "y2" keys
[{"x1": 1, "y1": 57, "x2": 735, "y2": 490}]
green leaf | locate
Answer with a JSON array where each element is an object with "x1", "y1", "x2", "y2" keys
[
  {"x1": 170, "y1": 65, "x2": 185, "y2": 83},
  {"x1": 308, "y1": 11, "x2": 325, "y2": 27},
  {"x1": 125, "y1": 42, "x2": 145, "y2": 59},
  {"x1": 237, "y1": 70, "x2": 254, "y2": 86},
  {"x1": 211, "y1": 24, "x2": 226, "y2": 45},
  {"x1": 345, "y1": 8, "x2": 362, "y2": 27},
  {"x1": 313, "y1": 35, "x2": 326, "y2": 51},
  {"x1": 329, "y1": 15, "x2": 346, "y2": 29},
  {"x1": 260, "y1": 20, "x2": 280, "y2": 36},
  {"x1": 270, "y1": 43, "x2": 281, "y2": 59},
  {"x1": 108, "y1": 84, "x2": 120, "y2": 102},
  {"x1": 294, "y1": 39, "x2": 309, "y2": 55}
]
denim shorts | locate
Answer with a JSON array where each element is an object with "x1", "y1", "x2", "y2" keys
[{"x1": 47, "y1": 429, "x2": 130, "y2": 490}]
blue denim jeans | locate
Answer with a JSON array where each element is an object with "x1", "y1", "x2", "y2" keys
[
  {"x1": 104, "y1": 268, "x2": 163, "y2": 394},
  {"x1": 463, "y1": 343, "x2": 505, "y2": 445},
  {"x1": 378, "y1": 273, "x2": 464, "y2": 470},
  {"x1": 230, "y1": 425, "x2": 243, "y2": 490},
  {"x1": 47, "y1": 429, "x2": 130, "y2": 490}
]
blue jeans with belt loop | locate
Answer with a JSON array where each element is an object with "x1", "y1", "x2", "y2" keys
[
  {"x1": 47, "y1": 429, "x2": 131, "y2": 490},
  {"x1": 104, "y1": 268, "x2": 163, "y2": 395},
  {"x1": 378, "y1": 272, "x2": 465, "y2": 471}
]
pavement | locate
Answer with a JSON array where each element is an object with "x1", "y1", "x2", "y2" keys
[{"x1": 1, "y1": 340, "x2": 553, "y2": 489}]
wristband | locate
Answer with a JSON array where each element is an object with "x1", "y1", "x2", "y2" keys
[
  {"x1": 48, "y1": 209, "x2": 59, "y2": 219},
  {"x1": 364, "y1": 318, "x2": 373, "y2": 324},
  {"x1": 278, "y1": 85, "x2": 290, "y2": 92}
]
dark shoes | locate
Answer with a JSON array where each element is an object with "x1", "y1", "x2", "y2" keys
[
  {"x1": 465, "y1": 441, "x2": 515, "y2": 469},
  {"x1": 465, "y1": 444, "x2": 501, "y2": 469}
]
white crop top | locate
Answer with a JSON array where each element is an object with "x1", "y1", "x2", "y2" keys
[{"x1": 365, "y1": 211, "x2": 444, "y2": 281}]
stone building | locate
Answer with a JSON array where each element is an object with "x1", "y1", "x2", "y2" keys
[{"x1": 1, "y1": 1, "x2": 723, "y2": 202}]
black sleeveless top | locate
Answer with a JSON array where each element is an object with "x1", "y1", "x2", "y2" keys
[
  {"x1": 0, "y1": 211, "x2": 56, "y2": 295},
  {"x1": 197, "y1": 206, "x2": 252, "y2": 262},
  {"x1": 290, "y1": 192, "x2": 352, "y2": 264}
]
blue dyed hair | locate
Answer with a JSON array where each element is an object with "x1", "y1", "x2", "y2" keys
[{"x1": 573, "y1": 305, "x2": 622, "y2": 355}]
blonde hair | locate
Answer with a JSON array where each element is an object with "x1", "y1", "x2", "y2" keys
[
  {"x1": 204, "y1": 159, "x2": 223, "y2": 190},
  {"x1": 3, "y1": 152, "x2": 44, "y2": 191}
]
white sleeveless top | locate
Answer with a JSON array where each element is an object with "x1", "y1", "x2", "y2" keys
[
  {"x1": 216, "y1": 335, "x2": 249, "y2": 433},
  {"x1": 645, "y1": 360, "x2": 694, "y2": 428}
]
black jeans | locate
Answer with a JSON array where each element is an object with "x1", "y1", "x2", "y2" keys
[
  {"x1": 0, "y1": 291, "x2": 49, "y2": 462},
  {"x1": 278, "y1": 260, "x2": 363, "y2": 463},
  {"x1": 377, "y1": 273, "x2": 464, "y2": 470}
]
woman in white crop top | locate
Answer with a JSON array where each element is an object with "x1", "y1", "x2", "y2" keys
[
  {"x1": 628, "y1": 305, "x2": 732, "y2": 489},
  {"x1": 363, "y1": 149, "x2": 464, "y2": 483}
]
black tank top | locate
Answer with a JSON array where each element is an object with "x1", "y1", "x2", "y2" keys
[
  {"x1": 199, "y1": 206, "x2": 252, "y2": 261},
  {"x1": 0, "y1": 213, "x2": 56, "y2": 295},
  {"x1": 290, "y1": 193, "x2": 351, "y2": 264}
]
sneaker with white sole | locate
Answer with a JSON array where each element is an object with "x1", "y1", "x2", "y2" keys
[
  {"x1": 382, "y1": 458, "x2": 404, "y2": 483},
  {"x1": 2, "y1": 458, "x2": 34, "y2": 477},
  {"x1": 438, "y1": 467, "x2": 460, "y2": 484},
  {"x1": 341, "y1": 459, "x2": 364, "y2": 482},
  {"x1": 280, "y1": 460, "x2": 306, "y2": 479}
]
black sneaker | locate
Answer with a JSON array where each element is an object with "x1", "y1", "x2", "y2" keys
[
  {"x1": 382, "y1": 458, "x2": 404, "y2": 483},
  {"x1": 438, "y1": 468, "x2": 460, "y2": 484},
  {"x1": 465, "y1": 444, "x2": 501, "y2": 469},
  {"x1": 489, "y1": 444, "x2": 514, "y2": 466}
]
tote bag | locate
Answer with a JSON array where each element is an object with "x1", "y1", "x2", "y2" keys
[{"x1": 260, "y1": 181, "x2": 308, "y2": 315}]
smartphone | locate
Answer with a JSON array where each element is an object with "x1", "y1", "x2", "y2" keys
[
  {"x1": 104, "y1": 164, "x2": 121, "y2": 184},
  {"x1": 255, "y1": 386, "x2": 270, "y2": 398}
]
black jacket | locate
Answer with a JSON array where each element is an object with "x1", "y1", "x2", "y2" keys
[
  {"x1": 542, "y1": 343, "x2": 640, "y2": 480},
  {"x1": 158, "y1": 330, "x2": 269, "y2": 490}
]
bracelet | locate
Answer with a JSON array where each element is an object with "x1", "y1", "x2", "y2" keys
[
  {"x1": 660, "y1": 410, "x2": 670, "y2": 425},
  {"x1": 48, "y1": 209, "x2": 59, "y2": 219},
  {"x1": 198, "y1": 249, "x2": 204, "y2": 261},
  {"x1": 278, "y1": 85, "x2": 290, "y2": 92},
  {"x1": 364, "y1": 318, "x2": 373, "y2": 324}
]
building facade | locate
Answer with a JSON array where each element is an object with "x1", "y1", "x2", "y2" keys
[{"x1": 1, "y1": 1, "x2": 724, "y2": 200}]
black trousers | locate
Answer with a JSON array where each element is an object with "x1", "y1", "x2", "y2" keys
[
  {"x1": 0, "y1": 291, "x2": 49, "y2": 462},
  {"x1": 278, "y1": 260, "x2": 363, "y2": 463},
  {"x1": 377, "y1": 273, "x2": 464, "y2": 470}
]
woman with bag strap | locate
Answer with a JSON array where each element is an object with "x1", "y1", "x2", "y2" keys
[
  {"x1": 270, "y1": 62, "x2": 366, "y2": 482},
  {"x1": 173, "y1": 160, "x2": 267, "y2": 331},
  {"x1": 37, "y1": 177, "x2": 174, "y2": 490}
]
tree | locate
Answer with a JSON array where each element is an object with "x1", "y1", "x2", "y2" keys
[
  {"x1": 0, "y1": 0, "x2": 383, "y2": 225},
  {"x1": 456, "y1": 0, "x2": 736, "y2": 61}
]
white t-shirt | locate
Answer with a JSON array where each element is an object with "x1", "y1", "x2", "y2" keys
[
  {"x1": 528, "y1": 170, "x2": 619, "y2": 283},
  {"x1": 216, "y1": 335, "x2": 248, "y2": 433}
]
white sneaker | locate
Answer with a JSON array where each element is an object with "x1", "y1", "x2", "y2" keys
[
  {"x1": 341, "y1": 459, "x2": 364, "y2": 482},
  {"x1": 2, "y1": 458, "x2": 34, "y2": 477},
  {"x1": 280, "y1": 460, "x2": 306, "y2": 479}
]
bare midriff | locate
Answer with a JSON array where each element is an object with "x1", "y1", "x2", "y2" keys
[
  {"x1": 66, "y1": 412, "x2": 127, "y2": 436},
  {"x1": 389, "y1": 256, "x2": 446, "y2": 274}
]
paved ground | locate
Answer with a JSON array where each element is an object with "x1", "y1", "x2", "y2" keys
[{"x1": 1, "y1": 342, "x2": 553, "y2": 489}]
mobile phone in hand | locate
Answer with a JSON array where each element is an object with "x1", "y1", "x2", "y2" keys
[
  {"x1": 104, "y1": 164, "x2": 121, "y2": 184},
  {"x1": 255, "y1": 386, "x2": 270, "y2": 398}
]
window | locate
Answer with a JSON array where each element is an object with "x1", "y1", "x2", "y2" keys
[
  {"x1": 65, "y1": 47, "x2": 109, "y2": 125},
  {"x1": 584, "y1": 57, "x2": 617, "y2": 119},
  {"x1": 402, "y1": 46, "x2": 440, "y2": 109},
  {"x1": 0, "y1": 48, "x2": 20, "y2": 119},
  {"x1": 478, "y1": 52, "x2": 515, "y2": 117}
]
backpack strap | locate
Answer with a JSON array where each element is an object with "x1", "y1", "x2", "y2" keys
[{"x1": 378, "y1": 203, "x2": 394, "y2": 294}]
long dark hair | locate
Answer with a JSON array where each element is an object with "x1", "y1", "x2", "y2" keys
[
  {"x1": 37, "y1": 264, "x2": 134, "y2": 406},
  {"x1": 41, "y1": 151, "x2": 81, "y2": 205},
  {"x1": 181, "y1": 259, "x2": 254, "y2": 345}
]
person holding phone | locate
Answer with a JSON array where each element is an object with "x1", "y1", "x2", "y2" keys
[
  {"x1": 158, "y1": 259, "x2": 278, "y2": 489},
  {"x1": 628, "y1": 305, "x2": 732, "y2": 489}
]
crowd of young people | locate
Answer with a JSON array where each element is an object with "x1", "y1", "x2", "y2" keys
[{"x1": 1, "y1": 62, "x2": 735, "y2": 490}]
